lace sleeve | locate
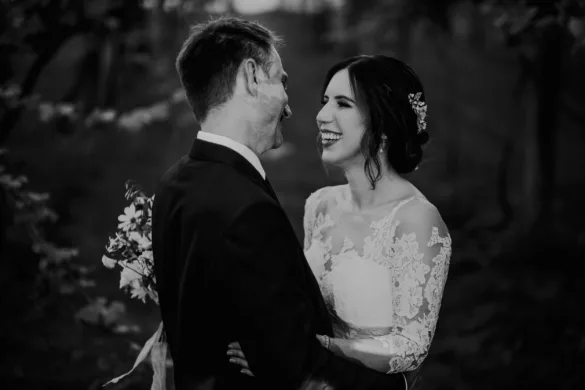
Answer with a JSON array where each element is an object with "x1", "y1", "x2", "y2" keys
[
  {"x1": 376, "y1": 202, "x2": 451, "y2": 373},
  {"x1": 303, "y1": 187, "x2": 327, "y2": 252},
  {"x1": 328, "y1": 201, "x2": 452, "y2": 374}
]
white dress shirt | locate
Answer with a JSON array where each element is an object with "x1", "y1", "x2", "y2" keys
[{"x1": 196, "y1": 131, "x2": 266, "y2": 180}]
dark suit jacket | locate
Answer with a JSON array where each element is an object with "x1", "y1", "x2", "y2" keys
[{"x1": 152, "y1": 138, "x2": 406, "y2": 390}]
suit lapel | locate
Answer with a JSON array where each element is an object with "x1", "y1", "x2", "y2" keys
[
  {"x1": 263, "y1": 178, "x2": 280, "y2": 204},
  {"x1": 190, "y1": 138, "x2": 331, "y2": 334}
]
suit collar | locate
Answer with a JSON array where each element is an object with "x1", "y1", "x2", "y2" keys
[{"x1": 189, "y1": 138, "x2": 278, "y2": 201}]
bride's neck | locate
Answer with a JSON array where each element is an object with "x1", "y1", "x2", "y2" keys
[{"x1": 344, "y1": 163, "x2": 406, "y2": 211}]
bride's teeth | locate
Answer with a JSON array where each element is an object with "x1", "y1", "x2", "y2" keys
[{"x1": 321, "y1": 133, "x2": 342, "y2": 141}]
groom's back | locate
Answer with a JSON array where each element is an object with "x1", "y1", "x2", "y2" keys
[{"x1": 152, "y1": 155, "x2": 271, "y2": 389}]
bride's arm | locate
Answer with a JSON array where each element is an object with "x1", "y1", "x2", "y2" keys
[
  {"x1": 303, "y1": 187, "x2": 327, "y2": 251},
  {"x1": 320, "y1": 204, "x2": 451, "y2": 374}
]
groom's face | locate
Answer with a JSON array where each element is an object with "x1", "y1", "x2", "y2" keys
[{"x1": 255, "y1": 48, "x2": 292, "y2": 152}]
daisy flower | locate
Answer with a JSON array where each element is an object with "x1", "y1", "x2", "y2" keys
[{"x1": 118, "y1": 203, "x2": 143, "y2": 231}]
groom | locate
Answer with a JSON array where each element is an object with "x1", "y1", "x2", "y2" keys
[{"x1": 152, "y1": 17, "x2": 407, "y2": 390}]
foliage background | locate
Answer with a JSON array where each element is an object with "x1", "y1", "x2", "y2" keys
[{"x1": 1, "y1": 0, "x2": 584, "y2": 389}]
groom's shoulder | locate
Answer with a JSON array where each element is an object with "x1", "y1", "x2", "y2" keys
[
  {"x1": 158, "y1": 156, "x2": 271, "y2": 205},
  {"x1": 158, "y1": 156, "x2": 252, "y2": 187}
]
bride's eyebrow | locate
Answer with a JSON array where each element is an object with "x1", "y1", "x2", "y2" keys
[
  {"x1": 321, "y1": 94, "x2": 355, "y2": 103},
  {"x1": 333, "y1": 95, "x2": 355, "y2": 103}
]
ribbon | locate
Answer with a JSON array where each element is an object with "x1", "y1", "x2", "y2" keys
[{"x1": 103, "y1": 321, "x2": 168, "y2": 389}]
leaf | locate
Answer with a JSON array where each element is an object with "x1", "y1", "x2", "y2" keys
[
  {"x1": 102, "y1": 322, "x2": 164, "y2": 387},
  {"x1": 75, "y1": 298, "x2": 126, "y2": 327},
  {"x1": 0, "y1": 174, "x2": 26, "y2": 189},
  {"x1": 38, "y1": 102, "x2": 55, "y2": 122},
  {"x1": 568, "y1": 17, "x2": 585, "y2": 39},
  {"x1": 129, "y1": 284, "x2": 148, "y2": 303},
  {"x1": 102, "y1": 300, "x2": 126, "y2": 327},
  {"x1": 508, "y1": 7, "x2": 539, "y2": 35},
  {"x1": 112, "y1": 324, "x2": 141, "y2": 334},
  {"x1": 171, "y1": 88, "x2": 187, "y2": 103},
  {"x1": 163, "y1": 0, "x2": 181, "y2": 12},
  {"x1": 59, "y1": 283, "x2": 76, "y2": 295},
  {"x1": 146, "y1": 102, "x2": 170, "y2": 120},
  {"x1": 102, "y1": 254, "x2": 117, "y2": 269},
  {"x1": 26, "y1": 191, "x2": 50, "y2": 202},
  {"x1": 119, "y1": 265, "x2": 143, "y2": 289},
  {"x1": 52, "y1": 247, "x2": 79, "y2": 262},
  {"x1": 75, "y1": 298, "x2": 107, "y2": 325},
  {"x1": 142, "y1": 0, "x2": 160, "y2": 10},
  {"x1": 78, "y1": 278, "x2": 96, "y2": 288}
]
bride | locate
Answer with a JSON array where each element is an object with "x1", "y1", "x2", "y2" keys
[{"x1": 227, "y1": 54, "x2": 452, "y2": 388}]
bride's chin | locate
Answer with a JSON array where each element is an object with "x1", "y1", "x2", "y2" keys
[{"x1": 321, "y1": 150, "x2": 343, "y2": 166}]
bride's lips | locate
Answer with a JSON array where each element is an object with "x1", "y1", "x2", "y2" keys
[{"x1": 319, "y1": 129, "x2": 342, "y2": 147}]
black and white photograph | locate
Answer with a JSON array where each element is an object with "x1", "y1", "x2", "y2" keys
[{"x1": 1, "y1": 0, "x2": 584, "y2": 389}]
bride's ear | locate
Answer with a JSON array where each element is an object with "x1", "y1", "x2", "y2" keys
[{"x1": 241, "y1": 58, "x2": 260, "y2": 97}]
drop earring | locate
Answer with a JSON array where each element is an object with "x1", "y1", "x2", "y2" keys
[{"x1": 379, "y1": 135, "x2": 387, "y2": 154}]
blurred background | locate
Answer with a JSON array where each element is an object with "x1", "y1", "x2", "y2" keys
[{"x1": 1, "y1": 0, "x2": 584, "y2": 389}]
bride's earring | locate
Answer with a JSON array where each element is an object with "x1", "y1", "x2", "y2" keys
[{"x1": 379, "y1": 135, "x2": 387, "y2": 155}]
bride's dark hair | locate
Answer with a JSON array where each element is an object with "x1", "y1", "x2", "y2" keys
[{"x1": 319, "y1": 55, "x2": 429, "y2": 189}]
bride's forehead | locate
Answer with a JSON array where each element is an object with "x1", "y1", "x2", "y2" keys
[{"x1": 326, "y1": 70, "x2": 353, "y2": 94}]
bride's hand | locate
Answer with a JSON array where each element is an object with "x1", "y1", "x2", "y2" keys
[
  {"x1": 316, "y1": 334, "x2": 329, "y2": 348},
  {"x1": 227, "y1": 342, "x2": 254, "y2": 377}
]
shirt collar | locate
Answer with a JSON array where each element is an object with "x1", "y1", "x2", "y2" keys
[{"x1": 196, "y1": 131, "x2": 266, "y2": 179}]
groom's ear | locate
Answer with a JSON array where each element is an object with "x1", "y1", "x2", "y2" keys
[{"x1": 242, "y1": 58, "x2": 260, "y2": 97}]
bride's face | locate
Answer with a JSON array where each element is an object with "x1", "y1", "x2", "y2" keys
[{"x1": 316, "y1": 69, "x2": 367, "y2": 168}]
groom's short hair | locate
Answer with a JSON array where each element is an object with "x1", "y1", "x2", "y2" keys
[{"x1": 176, "y1": 17, "x2": 282, "y2": 123}]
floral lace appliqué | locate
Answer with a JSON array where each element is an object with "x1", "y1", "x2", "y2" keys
[{"x1": 303, "y1": 186, "x2": 451, "y2": 374}]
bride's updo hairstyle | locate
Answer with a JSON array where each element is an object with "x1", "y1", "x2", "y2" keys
[{"x1": 320, "y1": 55, "x2": 429, "y2": 189}]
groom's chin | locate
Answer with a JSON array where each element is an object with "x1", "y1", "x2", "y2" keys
[{"x1": 272, "y1": 128, "x2": 284, "y2": 149}]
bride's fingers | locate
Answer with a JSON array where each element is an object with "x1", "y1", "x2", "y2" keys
[
  {"x1": 315, "y1": 334, "x2": 326, "y2": 346},
  {"x1": 228, "y1": 341, "x2": 242, "y2": 350},
  {"x1": 229, "y1": 357, "x2": 249, "y2": 369},
  {"x1": 227, "y1": 348, "x2": 246, "y2": 359},
  {"x1": 240, "y1": 368, "x2": 254, "y2": 377}
]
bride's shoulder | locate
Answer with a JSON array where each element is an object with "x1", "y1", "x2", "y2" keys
[
  {"x1": 304, "y1": 184, "x2": 345, "y2": 212},
  {"x1": 397, "y1": 196, "x2": 449, "y2": 234}
]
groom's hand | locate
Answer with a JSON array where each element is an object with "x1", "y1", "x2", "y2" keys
[{"x1": 227, "y1": 341, "x2": 254, "y2": 377}]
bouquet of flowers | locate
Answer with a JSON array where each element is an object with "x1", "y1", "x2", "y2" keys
[
  {"x1": 102, "y1": 181, "x2": 167, "y2": 389},
  {"x1": 102, "y1": 180, "x2": 158, "y2": 305}
]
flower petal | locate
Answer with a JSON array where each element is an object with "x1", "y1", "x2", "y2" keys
[{"x1": 102, "y1": 255, "x2": 118, "y2": 269}]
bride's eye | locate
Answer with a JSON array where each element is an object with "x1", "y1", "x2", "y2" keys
[{"x1": 320, "y1": 97, "x2": 328, "y2": 105}]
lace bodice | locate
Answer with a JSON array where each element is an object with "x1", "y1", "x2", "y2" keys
[{"x1": 303, "y1": 185, "x2": 451, "y2": 374}]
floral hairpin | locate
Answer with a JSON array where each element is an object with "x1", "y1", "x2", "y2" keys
[{"x1": 408, "y1": 92, "x2": 427, "y2": 134}]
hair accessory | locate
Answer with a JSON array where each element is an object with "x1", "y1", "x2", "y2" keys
[{"x1": 408, "y1": 92, "x2": 427, "y2": 134}]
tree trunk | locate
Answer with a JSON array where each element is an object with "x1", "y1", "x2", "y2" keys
[
  {"x1": 0, "y1": 26, "x2": 88, "y2": 145},
  {"x1": 533, "y1": 24, "x2": 563, "y2": 228},
  {"x1": 519, "y1": 75, "x2": 540, "y2": 230},
  {"x1": 516, "y1": 23, "x2": 564, "y2": 232}
]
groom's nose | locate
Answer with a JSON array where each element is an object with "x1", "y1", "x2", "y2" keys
[{"x1": 282, "y1": 104, "x2": 292, "y2": 119}]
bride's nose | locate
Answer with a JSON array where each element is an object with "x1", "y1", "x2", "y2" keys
[{"x1": 316, "y1": 104, "x2": 332, "y2": 127}]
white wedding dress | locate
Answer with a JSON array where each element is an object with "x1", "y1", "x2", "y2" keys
[{"x1": 303, "y1": 185, "x2": 451, "y2": 375}]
